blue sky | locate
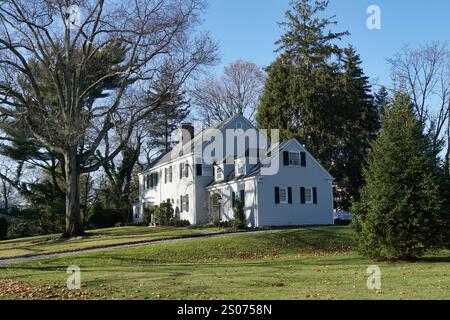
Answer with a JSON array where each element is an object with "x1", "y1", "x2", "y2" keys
[{"x1": 200, "y1": 0, "x2": 450, "y2": 89}]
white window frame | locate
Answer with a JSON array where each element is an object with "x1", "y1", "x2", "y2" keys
[
  {"x1": 304, "y1": 187, "x2": 313, "y2": 204},
  {"x1": 289, "y1": 152, "x2": 301, "y2": 166},
  {"x1": 236, "y1": 159, "x2": 245, "y2": 176},
  {"x1": 215, "y1": 166, "x2": 223, "y2": 180},
  {"x1": 279, "y1": 187, "x2": 288, "y2": 204}
]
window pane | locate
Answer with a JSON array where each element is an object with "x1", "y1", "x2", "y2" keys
[
  {"x1": 305, "y1": 188, "x2": 312, "y2": 203},
  {"x1": 289, "y1": 152, "x2": 300, "y2": 165},
  {"x1": 279, "y1": 188, "x2": 287, "y2": 203}
]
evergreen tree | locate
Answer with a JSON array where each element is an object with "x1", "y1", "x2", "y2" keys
[
  {"x1": 352, "y1": 92, "x2": 447, "y2": 260},
  {"x1": 333, "y1": 46, "x2": 380, "y2": 208},
  {"x1": 257, "y1": 1, "x2": 379, "y2": 209},
  {"x1": 258, "y1": 0, "x2": 347, "y2": 158},
  {"x1": 144, "y1": 65, "x2": 190, "y2": 154},
  {"x1": 256, "y1": 57, "x2": 293, "y2": 139}
]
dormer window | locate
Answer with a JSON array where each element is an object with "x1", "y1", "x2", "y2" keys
[
  {"x1": 235, "y1": 121, "x2": 243, "y2": 130},
  {"x1": 236, "y1": 159, "x2": 245, "y2": 176},
  {"x1": 215, "y1": 166, "x2": 223, "y2": 180}
]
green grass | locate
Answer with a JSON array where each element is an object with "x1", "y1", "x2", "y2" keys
[
  {"x1": 0, "y1": 226, "x2": 209, "y2": 259},
  {"x1": 1, "y1": 226, "x2": 449, "y2": 300}
]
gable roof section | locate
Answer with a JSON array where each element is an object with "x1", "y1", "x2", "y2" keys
[
  {"x1": 206, "y1": 138, "x2": 334, "y2": 188},
  {"x1": 142, "y1": 114, "x2": 256, "y2": 173}
]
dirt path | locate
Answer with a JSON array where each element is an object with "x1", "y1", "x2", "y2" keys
[{"x1": 0, "y1": 229, "x2": 277, "y2": 265}]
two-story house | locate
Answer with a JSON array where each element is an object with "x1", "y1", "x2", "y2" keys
[{"x1": 134, "y1": 114, "x2": 334, "y2": 227}]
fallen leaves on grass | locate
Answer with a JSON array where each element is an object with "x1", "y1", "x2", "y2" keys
[{"x1": 0, "y1": 279, "x2": 97, "y2": 300}]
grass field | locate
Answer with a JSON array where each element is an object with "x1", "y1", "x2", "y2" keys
[
  {"x1": 1, "y1": 225, "x2": 449, "y2": 300},
  {"x1": 0, "y1": 226, "x2": 214, "y2": 259}
]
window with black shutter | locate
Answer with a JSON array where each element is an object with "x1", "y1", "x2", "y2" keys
[
  {"x1": 150, "y1": 173, "x2": 154, "y2": 188},
  {"x1": 313, "y1": 187, "x2": 317, "y2": 204},
  {"x1": 300, "y1": 152, "x2": 306, "y2": 167},
  {"x1": 232, "y1": 191, "x2": 236, "y2": 207},
  {"x1": 300, "y1": 187, "x2": 305, "y2": 204},
  {"x1": 185, "y1": 194, "x2": 189, "y2": 212},
  {"x1": 240, "y1": 189, "x2": 245, "y2": 207},
  {"x1": 288, "y1": 187, "x2": 292, "y2": 204},
  {"x1": 283, "y1": 151, "x2": 289, "y2": 166},
  {"x1": 185, "y1": 163, "x2": 189, "y2": 178},
  {"x1": 275, "y1": 187, "x2": 280, "y2": 204},
  {"x1": 179, "y1": 163, "x2": 183, "y2": 179},
  {"x1": 180, "y1": 195, "x2": 183, "y2": 212},
  {"x1": 196, "y1": 163, "x2": 202, "y2": 176}
]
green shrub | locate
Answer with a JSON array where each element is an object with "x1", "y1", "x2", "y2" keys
[
  {"x1": 154, "y1": 202, "x2": 174, "y2": 226},
  {"x1": 88, "y1": 206, "x2": 124, "y2": 229},
  {"x1": 0, "y1": 218, "x2": 8, "y2": 239},
  {"x1": 7, "y1": 222, "x2": 39, "y2": 239},
  {"x1": 232, "y1": 200, "x2": 246, "y2": 229},
  {"x1": 334, "y1": 219, "x2": 352, "y2": 226},
  {"x1": 169, "y1": 219, "x2": 190, "y2": 227}
]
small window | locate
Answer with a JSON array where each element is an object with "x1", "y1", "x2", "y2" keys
[
  {"x1": 236, "y1": 122, "x2": 243, "y2": 130},
  {"x1": 305, "y1": 187, "x2": 313, "y2": 204},
  {"x1": 237, "y1": 160, "x2": 245, "y2": 176},
  {"x1": 215, "y1": 166, "x2": 223, "y2": 180},
  {"x1": 184, "y1": 162, "x2": 189, "y2": 178},
  {"x1": 279, "y1": 187, "x2": 288, "y2": 204},
  {"x1": 289, "y1": 152, "x2": 300, "y2": 166}
]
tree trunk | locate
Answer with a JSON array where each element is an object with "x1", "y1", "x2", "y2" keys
[
  {"x1": 447, "y1": 101, "x2": 450, "y2": 174},
  {"x1": 62, "y1": 147, "x2": 83, "y2": 238},
  {"x1": 1, "y1": 180, "x2": 7, "y2": 210}
]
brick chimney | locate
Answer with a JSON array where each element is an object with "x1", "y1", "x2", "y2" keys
[{"x1": 179, "y1": 123, "x2": 194, "y2": 147}]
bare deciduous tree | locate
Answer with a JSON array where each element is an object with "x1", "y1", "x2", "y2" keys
[
  {"x1": 0, "y1": 0, "x2": 216, "y2": 237},
  {"x1": 0, "y1": 156, "x2": 18, "y2": 210},
  {"x1": 191, "y1": 60, "x2": 265, "y2": 125},
  {"x1": 388, "y1": 42, "x2": 450, "y2": 157}
]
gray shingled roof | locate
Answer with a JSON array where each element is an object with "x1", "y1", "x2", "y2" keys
[
  {"x1": 205, "y1": 139, "x2": 294, "y2": 188},
  {"x1": 142, "y1": 114, "x2": 246, "y2": 172}
]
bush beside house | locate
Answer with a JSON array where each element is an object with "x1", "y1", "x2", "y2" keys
[{"x1": 0, "y1": 218, "x2": 8, "y2": 239}]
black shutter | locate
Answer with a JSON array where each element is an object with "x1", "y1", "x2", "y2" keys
[
  {"x1": 275, "y1": 187, "x2": 280, "y2": 204},
  {"x1": 283, "y1": 151, "x2": 289, "y2": 166},
  {"x1": 232, "y1": 191, "x2": 236, "y2": 207},
  {"x1": 300, "y1": 187, "x2": 305, "y2": 204},
  {"x1": 179, "y1": 163, "x2": 183, "y2": 179},
  {"x1": 155, "y1": 172, "x2": 158, "y2": 185},
  {"x1": 301, "y1": 152, "x2": 306, "y2": 167},
  {"x1": 164, "y1": 168, "x2": 167, "y2": 183},
  {"x1": 180, "y1": 195, "x2": 183, "y2": 212},
  {"x1": 196, "y1": 164, "x2": 202, "y2": 176},
  {"x1": 288, "y1": 187, "x2": 292, "y2": 204},
  {"x1": 186, "y1": 195, "x2": 189, "y2": 212},
  {"x1": 185, "y1": 164, "x2": 189, "y2": 178},
  {"x1": 150, "y1": 174, "x2": 154, "y2": 188},
  {"x1": 313, "y1": 187, "x2": 317, "y2": 204},
  {"x1": 240, "y1": 190, "x2": 245, "y2": 207}
]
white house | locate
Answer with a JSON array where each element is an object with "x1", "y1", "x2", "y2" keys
[{"x1": 134, "y1": 114, "x2": 334, "y2": 227}]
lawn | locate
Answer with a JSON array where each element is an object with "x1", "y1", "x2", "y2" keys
[
  {"x1": 0, "y1": 225, "x2": 449, "y2": 300},
  {"x1": 0, "y1": 226, "x2": 215, "y2": 259}
]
